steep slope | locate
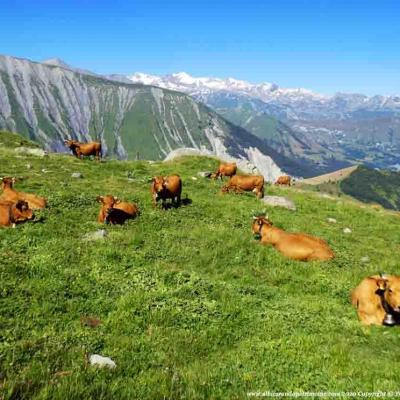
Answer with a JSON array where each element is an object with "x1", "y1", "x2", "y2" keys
[
  {"x1": 340, "y1": 166, "x2": 400, "y2": 210},
  {"x1": 0, "y1": 55, "x2": 311, "y2": 178}
]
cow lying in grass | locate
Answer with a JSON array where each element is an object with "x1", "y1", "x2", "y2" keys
[
  {"x1": 275, "y1": 175, "x2": 291, "y2": 186},
  {"x1": 96, "y1": 195, "x2": 139, "y2": 225},
  {"x1": 151, "y1": 175, "x2": 182, "y2": 208},
  {"x1": 251, "y1": 215, "x2": 334, "y2": 261},
  {"x1": 0, "y1": 177, "x2": 47, "y2": 210},
  {"x1": 222, "y1": 175, "x2": 264, "y2": 199},
  {"x1": 352, "y1": 275, "x2": 400, "y2": 326},
  {"x1": 64, "y1": 139, "x2": 102, "y2": 161},
  {"x1": 212, "y1": 162, "x2": 237, "y2": 180},
  {"x1": 0, "y1": 199, "x2": 35, "y2": 227}
]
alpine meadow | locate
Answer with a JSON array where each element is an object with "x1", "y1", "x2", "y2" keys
[
  {"x1": 2, "y1": 1, "x2": 400, "y2": 398},
  {"x1": 1, "y1": 131, "x2": 400, "y2": 399}
]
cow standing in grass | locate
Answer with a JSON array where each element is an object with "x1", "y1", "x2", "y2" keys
[
  {"x1": 151, "y1": 175, "x2": 182, "y2": 208},
  {"x1": 212, "y1": 163, "x2": 237, "y2": 180},
  {"x1": 252, "y1": 215, "x2": 334, "y2": 261},
  {"x1": 275, "y1": 175, "x2": 292, "y2": 186},
  {"x1": 64, "y1": 139, "x2": 102, "y2": 161},
  {"x1": 352, "y1": 275, "x2": 400, "y2": 325}
]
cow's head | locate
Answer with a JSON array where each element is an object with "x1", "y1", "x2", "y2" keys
[
  {"x1": 379, "y1": 276, "x2": 400, "y2": 313},
  {"x1": 64, "y1": 139, "x2": 78, "y2": 149},
  {"x1": 1, "y1": 177, "x2": 15, "y2": 190},
  {"x1": 251, "y1": 215, "x2": 272, "y2": 239},
  {"x1": 13, "y1": 200, "x2": 35, "y2": 223},
  {"x1": 96, "y1": 195, "x2": 120, "y2": 208},
  {"x1": 152, "y1": 176, "x2": 166, "y2": 199}
]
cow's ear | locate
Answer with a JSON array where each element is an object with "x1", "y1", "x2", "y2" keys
[
  {"x1": 96, "y1": 196, "x2": 103, "y2": 203},
  {"x1": 377, "y1": 278, "x2": 387, "y2": 291},
  {"x1": 113, "y1": 197, "x2": 120, "y2": 204}
]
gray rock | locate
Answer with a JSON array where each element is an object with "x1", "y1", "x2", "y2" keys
[
  {"x1": 197, "y1": 171, "x2": 213, "y2": 178},
  {"x1": 343, "y1": 227, "x2": 352, "y2": 234},
  {"x1": 14, "y1": 147, "x2": 47, "y2": 157},
  {"x1": 89, "y1": 354, "x2": 116, "y2": 369},
  {"x1": 84, "y1": 229, "x2": 107, "y2": 241},
  {"x1": 261, "y1": 196, "x2": 296, "y2": 211},
  {"x1": 360, "y1": 256, "x2": 370, "y2": 263},
  {"x1": 327, "y1": 217, "x2": 337, "y2": 223},
  {"x1": 71, "y1": 172, "x2": 83, "y2": 179}
]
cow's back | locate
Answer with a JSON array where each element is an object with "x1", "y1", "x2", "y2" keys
[{"x1": 165, "y1": 175, "x2": 182, "y2": 195}]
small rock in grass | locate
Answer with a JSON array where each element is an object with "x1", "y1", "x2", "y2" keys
[
  {"x1": 191, "y1": 176, "x2": 198, "y2": 180},
  {"x1": 84, "y1": 229, "x2": 107, "y2": 241},
  {"x1": 71, "y1": 172, "x2": 83, "y2": 179},
  {"x1": 41, "y1": 169, "x2": 49, "y2": 173},
  {"x1": 343, "y1": 227, "x2": 352, "y2": 234},
  {"x1": 89, "y1": 354, "x2": 116, "y2": 369},
  {"x1": 261, "y1": 196, "x2": 296, "y2": 211},
  {"x1": 197, "y1": 171, "x2": 212, "y2": 178},
  {"x1": 14, "y1": 147, "x2": 46, "y2": 157},
  {"x1": 26, "y1": 163, "x2": 32, "y2": 170},
  {"x1": 327, "y1": 218, "x2": 337, "y2": 223},
  {"x1": 81, "y1": 316, "x2": 102, "y2": 328},
  {"x1": 360, "y1": 256, "x2": 370, "y2": 263}
]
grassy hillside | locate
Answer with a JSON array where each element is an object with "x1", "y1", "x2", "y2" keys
[
  {"x1": 340, "y1": 166, "x2": 400, "y2": 210},
  {"x1": 0, "y1": 131, "x2": 40, "y2": 149},
  {"x1": 1, "y1": 142, "x2": 400, "y2": 399}
]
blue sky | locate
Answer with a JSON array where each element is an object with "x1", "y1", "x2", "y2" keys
[{"x1": 0, "y1": 0, "x2": 399, "y2": 95}]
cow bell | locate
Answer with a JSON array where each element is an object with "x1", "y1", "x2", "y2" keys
[{"x1": 383, "y1": 313, "x2": 396, "y2": 326}]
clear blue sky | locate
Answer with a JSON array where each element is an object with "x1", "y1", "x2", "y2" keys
[{"x1": 0, "y1": 0, "x2": 399, "y2": 95}]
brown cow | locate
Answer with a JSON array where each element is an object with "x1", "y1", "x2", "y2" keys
[
  {"x1": 222, "y1": 175, "x2": 264, "y2": 199},
  {"x1": 0, "y1": 177, "x2": 47, "y2": 210},
  {"x1": 96, "y1": 195, "x2": 139, "y2": 225},
  {"x1": 252, "y1": 215, "x2": 334, "y2": 261},
  {"x1": 64, "y1": 139, "x2": 102, "y2": 160},
  {"x1": 351, "y1": 275, "x2": 400, "y2": 326},
  {"x1": 212, "y1": 163, "x2": 237, "y2": 180},
  {"x1": 151, "y1": 175, "x2": 182, "y2": 208},
  {"x1": 275, "y1": 175, "x2": 291, "y2": 186},
  {"x1": 0, "y1": 199, "x2": 35, "y2": 227}
]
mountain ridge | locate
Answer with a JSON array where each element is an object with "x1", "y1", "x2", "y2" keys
[{"x1": 0, "y1": 54, "x2": 317, "y2": 180}]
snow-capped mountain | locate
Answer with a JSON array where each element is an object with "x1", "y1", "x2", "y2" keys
[
  {"x1": 128, "y1": 71, "x2": 400, "y2": 170},
  {"x1": 128, "y1": 72, "x2": 400, "y2": 117},
  {"x1": 128, "y1": 72, "x2": 325, "y2": 106},
  {"x1": 0, "y1": 54, "x2": 318, "y2": 180}
]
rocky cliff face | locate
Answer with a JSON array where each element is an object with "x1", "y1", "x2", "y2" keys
[{"x1": 0, "y1": 55, "x2": 311, "y2": 180}]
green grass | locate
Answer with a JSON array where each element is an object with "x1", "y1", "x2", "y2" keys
[
  {"x1": 1, "y1": 142, "x2": 400, "y2": 399},
  {"x1": 340, "y1": 166, "x2": 400, "y2": 210}
]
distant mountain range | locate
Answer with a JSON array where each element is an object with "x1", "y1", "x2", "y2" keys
[
  {"x1": 128, "y1": 72, "x2": 400, "y2": 171},
  {"x1": 0, "y1": 55, "x2": 319, "y2": 180},
  {"x1": 2, "y1": 55, "x2": 400, "y2": 177}
]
